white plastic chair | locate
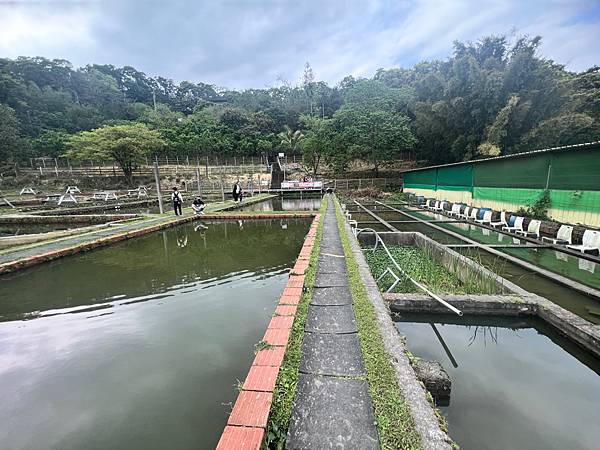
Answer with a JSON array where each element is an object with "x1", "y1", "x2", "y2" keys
[
  {"x1": 490, "y1": 211, "x2": 507, "y2": 228},
  {"x1": 433, "y1": 201, "x2": 446, "y2": 212},
  {"x1": 468, "y1": 208, "x2": 479, "y2": 221},
  {"x1": 516, "y1": 219, "x2": 541, "y2": 238},
  {"x1": 475, "y1": 210, "x2": 493, "y2": 225},
  {"x1": 503, "y1": 216, "x2": 524, "y2": 233},
  {"x1": 448, "y1": 204, "x2": 462, "y2": 217},
  {"x1": 567, "y1": 230, "x2": 600, "y2": 253},
  {"x1": 457, "y1": 206, "x2": 470, "y2": 220},
  {"x1": 428, "y1": 200, "x2": 440, "y2": 211},
  {"x1": 542, "y1": 225, "x2": 573, "y2": 245}
]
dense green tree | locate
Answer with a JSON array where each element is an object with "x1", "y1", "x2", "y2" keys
[
  {"x1": 299, "y1": 115, "x2": 336, "y2": 176},
  {"x1": 66, "y1": 123, "x2": 165, "y2": 184},
  {"x1": 29, "y1": 130, "x2": 70, "y2": 159},
  {"x1": 0, "y1": 33, "x2": 599, "y2": 168}
]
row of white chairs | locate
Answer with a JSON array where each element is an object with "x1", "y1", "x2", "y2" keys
[{"x1": 420, "y1": 199, "x2": 600, "y2": 254}]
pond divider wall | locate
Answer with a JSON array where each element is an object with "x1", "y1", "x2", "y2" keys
[
  {"x1": 0, "y1": 214, "x2": 139, "y2": 224},
  {"x1": 216, "y1": 214, "x2": 321, "y2": 449},
  {"x1": 358, "y1": 231, "x2": 527, "y2": 296},
  {"x1": 356, "y1": 231, "x2": 600, "y2": 359},
  {"x1": 343, "y1": 219, "x2": 454, "y2": 448},
  {"x1": 0, "y1": 211, "x2": 314, "y2": 275}
]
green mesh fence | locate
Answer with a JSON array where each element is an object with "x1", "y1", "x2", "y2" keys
[
  {"x1": 474, "y1": 153, "x2": 551, "y2": 188},
  {"x1": 403, "y1": 168, "x2": 437, "y2": 190},
  {"x1": 473, "y1": 187, "x2": 600, "y2": 213},
  {"x1": 549, "y1": 149, "x2": 600, "y2": 191},
  {"x1": 436, "y1": 164, "x2": 473, "y2": 191},
  {"x1": 550, "y1": 190, "x2": 600, "y2": 213},
  {"x1": 473, "y1": 187, "x2": 543, "y2": 205},
  {"x1": 404, "y1": 147, "x2": 600, "y2": 215}
]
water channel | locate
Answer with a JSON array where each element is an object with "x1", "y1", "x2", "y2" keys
[
  {"x1": 396, "y1": 313, "x2": 600, "y2": 450},
  {"x1": 349, "y1": 207, "x2": 600, "y2": 324},
  {"x1": 0, "y1": 218, "x2": 310, "y2": 449}
]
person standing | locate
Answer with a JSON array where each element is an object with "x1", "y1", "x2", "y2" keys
[
  {"x1": 172, "y1": 187, "x2": 183, "y2": 215},
  {"x1": 232, "y1": 181, "x2": 241, "y2": 202}
]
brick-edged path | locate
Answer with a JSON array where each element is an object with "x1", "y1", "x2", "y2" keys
[
  {"x1": 286, "y1": 197, "x2": 380, "y2": 449},
  {"x1": 216, "y1": 215, "x2": 321, "y2": 450}
]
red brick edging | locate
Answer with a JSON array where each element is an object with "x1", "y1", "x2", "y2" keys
[{"x1": 216, "y1": 213, "x2": 321, "y2": 449}]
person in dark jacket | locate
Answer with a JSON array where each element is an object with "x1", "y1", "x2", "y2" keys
[
  {"x1": 232, "y1": 181, "x2": 242, "y2": 202},
  {"x1": 172, "y1": 187, "x2": 183, "y2": 215}
]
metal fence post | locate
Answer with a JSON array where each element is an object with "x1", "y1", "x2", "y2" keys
[
  {"x1": 196, "y1": 166, "x2": 202, "y2": 195},
  {"x1": 153, "y1": 161, "x2": 164, "y2": 214}
]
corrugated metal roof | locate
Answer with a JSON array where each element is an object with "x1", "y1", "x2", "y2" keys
[{"x1": 402, "y1": 141, "x2": 600, "y2": 173}]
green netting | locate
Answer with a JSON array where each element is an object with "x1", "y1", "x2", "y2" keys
[
  {"x1": 404, "y1": 168, "x2": 437, "y2": 190},
  {"x1": 436, "y1": 164, "x2": 473, "y2": 192},
  {"x1": 474, "y1": 153, "x2": 551, "y2": 188},
  {"x1": 549, "y1": 149, "x2": 600, "y2": 191},
  {"x1": 473, "y1": 187, "x2": 543, "y2": 205},
  {"x1": 473, "y1": 187, "x2": 600, "y2": 213},
  {"x1": 550, "y1": 190, "x2": 600, "y2": 213}
]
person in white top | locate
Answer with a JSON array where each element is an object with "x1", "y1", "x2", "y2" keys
[{"x1": 171, "y1": 187, "x2": 183, "y2": 215}]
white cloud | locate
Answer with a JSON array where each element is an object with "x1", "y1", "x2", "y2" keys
[
  {"x1": 0, "y1": 4, "x2": 97, "y2": 60},
  {"x1": 0, "y1": 0, "x2": 598, "y2": 88}
]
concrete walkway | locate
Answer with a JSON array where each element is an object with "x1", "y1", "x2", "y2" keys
[{"x1": 286, "y1": 197, "x2": 380, "y2": 449}]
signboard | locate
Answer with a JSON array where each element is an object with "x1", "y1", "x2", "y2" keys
[
  {"x1": 281, "y1": 181, "x2": 323, "y2": 189},
  {"x1": 278, "y1": 152, "x2": 285, "y2": 158}
]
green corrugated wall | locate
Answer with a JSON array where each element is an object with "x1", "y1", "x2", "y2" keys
[{"x1": 403, "y1": 146, "x2": 600, "y2": 214}]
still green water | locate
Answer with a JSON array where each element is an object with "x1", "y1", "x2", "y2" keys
[
  {"x1": 0, "y1": 219, "x2": 309, "y2": 449},
  {"x1": 396, "y1": 314, "x2": 600, "y2": 450},
  {"x1": 238, "y1": 197, "x2": 322, "y2": 212}
]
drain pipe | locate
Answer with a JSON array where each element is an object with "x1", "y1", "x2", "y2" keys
[{"x1": 356, "y1": 227, "x2": 463, "y2": 316}]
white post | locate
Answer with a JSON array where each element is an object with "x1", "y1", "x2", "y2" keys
[
  {"x1": 220, "y1": 174, "x2": 225, "y2": 202},
  {"x1": 153, "y1": 161, "x2": 164, "y2": 214},
  {"x1": 196, "y1": 166, "x2": 202, "y2": 195}
]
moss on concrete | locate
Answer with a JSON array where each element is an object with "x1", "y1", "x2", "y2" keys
[
  {"x1": 334, "y1": 198, "x2": 421, "y2": 449},
  {"x1": 264, "y1": 198, "x2": 326, "y2": 449}
]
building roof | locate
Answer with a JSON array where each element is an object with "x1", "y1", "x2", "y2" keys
[{"x1": 403, "y1": 141, "x2": 600, "y2": 173}]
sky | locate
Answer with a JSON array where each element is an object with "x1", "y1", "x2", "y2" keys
[{"x1": 1, "y1": 0, "x2": 599, "y2": 89}]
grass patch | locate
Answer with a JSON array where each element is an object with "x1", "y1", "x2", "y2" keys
[
  {"x1": 365, "y1": 246, "x2": 490, "y2": 295},
  {"x1": 264, "y1": 197, "x2": 327, "y2": 449},
  {"x1": 334, "y1": 197, "x2": 421, "y2": 450}
]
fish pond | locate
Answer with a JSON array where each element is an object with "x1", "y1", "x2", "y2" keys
[
  {"x1": 396, "y1": 313, "x2": 600, "y2": 450},
  {"x1": 0, "y1": 218, "x2": 310, "y2": 449}
]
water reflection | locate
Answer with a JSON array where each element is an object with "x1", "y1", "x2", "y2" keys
[
  {"x1": 396, "y1": 313, "x2": 600, "y2": 450},
  {"x1": 238, "y1": 197, "x2": 322, "y2": 212},
  {"x1": 0, "y1": 218, "x2": 309, "y2": 449},
  {"x1": 0, "y1": 219, "x2": 310, "y2": 321}
]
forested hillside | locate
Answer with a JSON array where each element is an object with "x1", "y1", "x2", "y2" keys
[{"x1": 1, "y1": 35, "x2": 599, "y2": 172}]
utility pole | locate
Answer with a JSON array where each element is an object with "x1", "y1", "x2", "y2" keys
[{"x1": 153, "y1": 161, "x2": 164, "y2": 214}]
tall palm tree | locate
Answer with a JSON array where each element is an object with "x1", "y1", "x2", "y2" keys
[{"x1": 278, "y1": 125, "x2": 304, "y2": 152}]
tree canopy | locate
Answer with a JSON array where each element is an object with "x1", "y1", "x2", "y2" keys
[
  {"x1": 1, "y1": 35, "x2": 599, "y2": 172},
  {"x1": 66, "y1": 124, "x2": 165, "y2": 184}
]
